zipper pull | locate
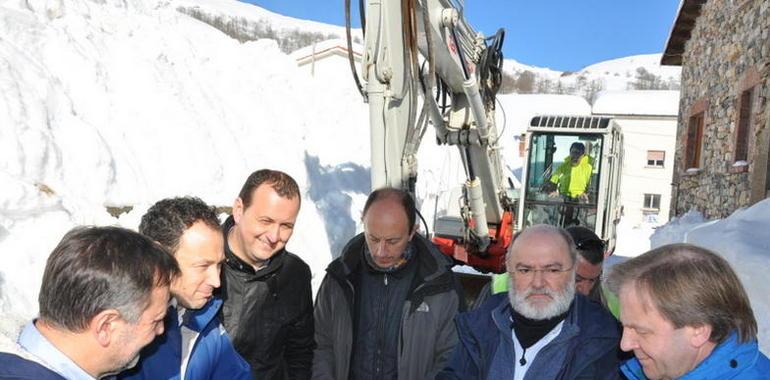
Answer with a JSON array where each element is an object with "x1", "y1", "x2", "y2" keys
[{"x1": 384, "y1": 273, "x2": 388, "y2": 286}]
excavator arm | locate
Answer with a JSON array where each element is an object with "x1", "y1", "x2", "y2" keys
[{"x1": 347, "y1": 0, "x2": 514, "y2": 272}]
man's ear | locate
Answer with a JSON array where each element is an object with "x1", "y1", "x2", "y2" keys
[
  {"x1": 91, "y1": 309, "x2": 122, "y2": 347},
  {"x1": 233, "y1": 197, "x2": 244, "y2": 224},
  {"x1": 688, "y1": 324, "x2": 713, "y2": 348}
]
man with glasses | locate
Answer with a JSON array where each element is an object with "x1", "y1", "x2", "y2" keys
[
  {"x1": 486, "y1": 226, "x2": 613, "y2": 313},
  {"x1": 439, "y1": 225, "x2": 621, "y2": 379}
]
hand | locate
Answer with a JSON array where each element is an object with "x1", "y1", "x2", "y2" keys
[
  {"x1": 578, "y1": 193, "x2": 589, "y2": 202},
  {"x1": 549, "y1": 191, "x2": 559, "y2": 198}
]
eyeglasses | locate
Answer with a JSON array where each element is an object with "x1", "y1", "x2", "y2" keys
[
  {"x1": 512, "y1": 265, "x2": 574, "y2": 280},
  {"x1": 576, "y1": 238, "x2": 606, "y2": 253}
]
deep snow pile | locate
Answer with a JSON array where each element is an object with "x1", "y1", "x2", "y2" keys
[
  {"x1": 650, "y1": 199, "x2": 770, "y2": 354},
  {"x1": 0, "y1": 0, "x2": 337, "y2": 328}
]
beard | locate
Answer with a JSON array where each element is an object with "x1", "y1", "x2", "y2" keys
[{"x1": 508, "y1": 273, "x2": 575, "y2": 320}]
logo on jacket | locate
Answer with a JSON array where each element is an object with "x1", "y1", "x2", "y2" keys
[{"x1": 416, "y1": 302, "x2": 430, "y2": 313}]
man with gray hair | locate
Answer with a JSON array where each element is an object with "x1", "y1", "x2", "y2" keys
[
  {"x1": 607, "y1": 243, "x2": 770, "y2": 379},
  {"x1": 439, "y1": 224, "x2": 621, "y2": 379},
  {"x1": 0, "y1": 226, "x2": 179, "y2": 379}
]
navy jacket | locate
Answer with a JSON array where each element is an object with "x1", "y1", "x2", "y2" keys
[
  {"x1": 0, "y1": 353, "x2": 66, "y2": 380},
  {"x1": 120, "y1": 297, "x2": 251, "y2": 380},
  {"x1": 621, "y1": 331, "x2": 770, "y2": 379},
  {"x1": 438, "y1": 293, "x2": 623, "y2": 380}
]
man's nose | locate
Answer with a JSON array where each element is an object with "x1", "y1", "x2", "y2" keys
[
  {"x1": 619, "y1": 328, "x2": 637, "y2": 352},
  {"x1": 266, "y1": 224, "x2": 280, "y2": 243},
  {"x1": 208, "y1": 265, "x2": 221, "y2": 288},
  {"x1": 531, "y1": 270, "x2": 546, "y2": 287}
]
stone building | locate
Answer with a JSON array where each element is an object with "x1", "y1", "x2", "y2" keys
[{"x1": 662, "y1": 0, "x2": 770, "y2": 219}]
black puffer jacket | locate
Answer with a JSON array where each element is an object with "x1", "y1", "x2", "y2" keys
[{"x1": 218, "y1": 216, "x2": 315, "y2": 380}]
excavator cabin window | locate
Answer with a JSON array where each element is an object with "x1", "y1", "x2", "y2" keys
[{"x1": 523, "y1": 133, "x2": 603, "y2": 230}]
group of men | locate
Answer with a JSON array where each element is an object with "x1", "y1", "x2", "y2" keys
[{"x1": 1, "y1": 168, "x2": 768, "y2": 380}]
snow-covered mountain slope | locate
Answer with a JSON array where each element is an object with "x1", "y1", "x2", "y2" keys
[
  {"x1": 503, "y1": 53, "x2": 681, "y2": 99},
  {"x1": 173, "y1": 0, "x2": 362, "y2": 52}
]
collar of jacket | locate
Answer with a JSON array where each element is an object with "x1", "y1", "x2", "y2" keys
[
  {"x1": 327, "y1": 233, "x2": 455, "y2": 309},
  {"x1": 621, "y1": 332, "x2": 762, "y2": 380},
  {"x1": 181, "y1": 297, "x2": 223, "y2": 333},
  {"x1": 491, "y1": 294, "x2": 620, "y2": 348},
  {"x1": 222, "y1": 215, "x2": 285, "y2": 280}
]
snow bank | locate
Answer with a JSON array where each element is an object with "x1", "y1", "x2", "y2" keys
[{"x1": 651, "y1": 199, "x2": 770, "y2": 354}]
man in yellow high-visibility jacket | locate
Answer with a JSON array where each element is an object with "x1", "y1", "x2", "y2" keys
[{"x1": 548, "y1": 142, "x2": 592, "y2": 201}]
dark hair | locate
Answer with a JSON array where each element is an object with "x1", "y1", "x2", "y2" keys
[
  {"x1": 362, "y1": 187, "x2": 417, "y2": 228},
  {"x1": 38, "y1": 226, "x2": 179, "y2": 331},
  {"x1": 139, "y1": 197, "x2": 221, "y2": 253},
  {"x1": 570, "y1": 142, "x2": 586, "y2": 154},
  {"x1": 238, "y1": 169, "x2": 300, "y2": 209},
  {"x1": 607, "y1": 243, "x2": 757, "y2": 344},
  {"x1": 566, "y1": 226, "x2": 604, "y2": 265}
]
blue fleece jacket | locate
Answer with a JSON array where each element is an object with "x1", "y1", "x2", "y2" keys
[
  {"x1": 621, "y1": 332, "x2": 770, "y2": 380},
  {"x1": 120, "y1": 297, "x2": 251, "y2": 380},
  {"x1": 438, "y1": 293, "x2": 622, "y2": 379}
]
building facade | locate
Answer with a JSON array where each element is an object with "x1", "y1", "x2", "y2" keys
[
  {"x1": 593, "y1": 91, "x2": 680, "y2": 226},
  {"x1": 662, "y1": 0, "x2": 770, "y2": 219}
]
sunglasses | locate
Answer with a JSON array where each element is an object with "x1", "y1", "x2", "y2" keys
[{"x1": 575, "y1": 238, "x2": 606, "y2": 252}]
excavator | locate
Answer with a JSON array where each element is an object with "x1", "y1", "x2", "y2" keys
[{"x1": 344, "y1": 0, "x2": 623, "y2": 282}]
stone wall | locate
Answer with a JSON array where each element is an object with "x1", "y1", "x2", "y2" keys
[{"x1": 672, "y1": 0, "x2": 770, "y2": 219}]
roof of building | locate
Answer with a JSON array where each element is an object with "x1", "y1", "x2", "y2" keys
[
  {"x1": 661, "y1": 0, "x2": 708, "y2": 66},
  {"x1": 289, "y1": 38, "x2": 363, "y2": 63},
  {"x1": 592, "y1": 90, "x2": 680, "y2": 117}
]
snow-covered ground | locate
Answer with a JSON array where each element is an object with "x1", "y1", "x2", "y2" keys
[{"x1": 0, "y1": 0, "x2": 766, "y2": 357}]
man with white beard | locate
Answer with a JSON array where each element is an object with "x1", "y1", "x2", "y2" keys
[{"x1": 438, "y1": 224, "x2": 622, "y2": 380}]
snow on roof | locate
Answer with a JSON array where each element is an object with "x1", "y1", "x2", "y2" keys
[
  {"x1": 592, "y1": 90, "x2": 680, "y2": 116},
  {"x1": 289, "y1": 38, "x2": 363, "y2": 62},
  {"x1": 497, "y1": 94, "x2": 592, "y2": 134}
]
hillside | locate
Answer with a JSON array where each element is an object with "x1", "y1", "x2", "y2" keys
[{"x1": 501, "y1": 54, "x2": 681, "y2": 103}]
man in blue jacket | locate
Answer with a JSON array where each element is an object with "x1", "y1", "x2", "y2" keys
[
  {"x1": 121, "y1": 197, "x2": 251, "y2": 380},
  {"x1": 607, "y1": 243, "x2": 770, "y2": 379},
  {"x1": 438, "y1": 224, "x2": 622, "y2": 379}
]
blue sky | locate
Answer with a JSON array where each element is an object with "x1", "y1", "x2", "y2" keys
[{"x1": 241, "y1": 0, "x2": 681, "y2": 72}]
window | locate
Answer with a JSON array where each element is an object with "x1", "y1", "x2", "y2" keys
[
  {"x1": 647, "y1": 150, "x2": 665, "y2": 167},
  {"x1": 643, "y1": 194, "x2": 661, "y2": 210},
  {"x1": 685, "y1": 112, "x2": 705, "y2": 169},
  {"x1": 735, "y1": 87, "x2": 754, "y2": 162}
]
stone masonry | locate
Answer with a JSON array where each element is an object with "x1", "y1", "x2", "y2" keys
[{"x1": 671, "y1": 0, "x2": 770, "y2": 219}]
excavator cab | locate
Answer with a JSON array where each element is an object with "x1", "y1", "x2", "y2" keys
[{"x1": 518, "y1": 116, "x2": 623, "y2": 253}]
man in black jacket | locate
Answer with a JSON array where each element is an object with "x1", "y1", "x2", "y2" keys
[
  {"x1": 219, "y1": 169, "x2": 314, "y2": 379},
  {"x1": 313, "y1": 187, "x2": 465, "y2": 379}
]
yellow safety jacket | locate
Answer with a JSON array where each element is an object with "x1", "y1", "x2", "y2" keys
[{"x1": 549, "y1": 155, "x2": 593, "y2": 198}]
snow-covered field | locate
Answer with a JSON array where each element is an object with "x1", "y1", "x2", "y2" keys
[{"x1": 0, "y1": 0, "x2": 766, "y2": 356}]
